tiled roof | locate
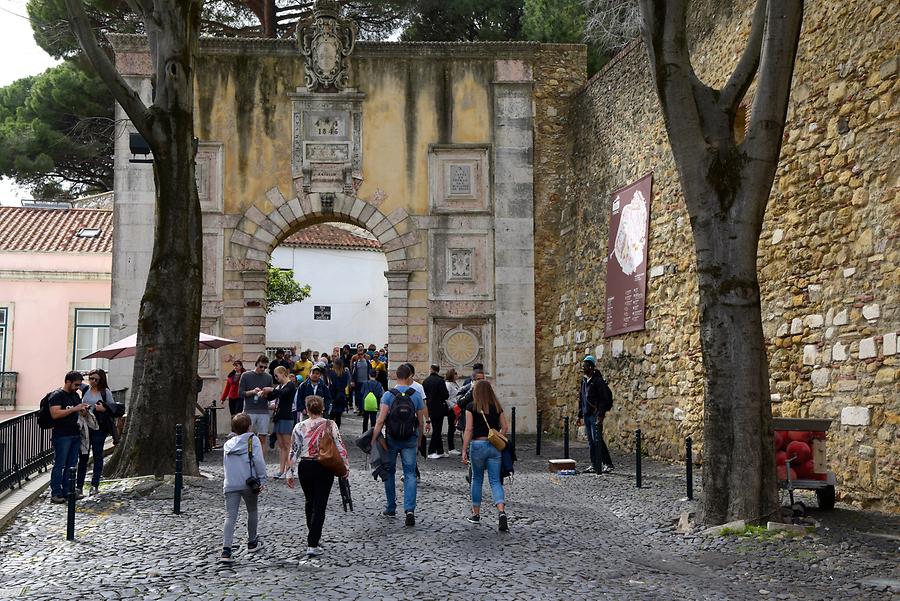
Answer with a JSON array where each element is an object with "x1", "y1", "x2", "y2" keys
[
  {"x1": 281, "y1": 223, "x2": 381, "y2": 251},
  {"x1": 0, "y1": 206, "x2": 113, "y2": 253}
]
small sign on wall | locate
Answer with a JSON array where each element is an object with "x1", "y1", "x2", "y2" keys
[
  {"x1": 314, "y1": 305, "x2": 331, "y2": 320},
  {"x1": 604, "y1": 173, "x2": 652, "y2": 337}
]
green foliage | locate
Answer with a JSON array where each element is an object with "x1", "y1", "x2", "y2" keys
[
  {"x1": 266, "y1": 264, "x2": 311, "y2": 314},
  {"x1": 0, "y1": 61, "x2": 113, "y2": 197},
  {"x1": 401, "y1": 0, "x2": 525, "y2": 42},
  {"x1": 523, "y1": 0, "x2": 608, "y2": 74}
]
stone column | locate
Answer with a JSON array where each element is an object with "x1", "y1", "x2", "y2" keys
[
  {"x1": 385, "y1": 270, "x2": 412, "y2": 375},
  {"x1": 492, "y1": 61, "x2": 537, "y2": 432}
]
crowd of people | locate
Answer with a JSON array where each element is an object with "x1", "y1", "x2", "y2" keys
[{"x1": 40, "y1": 345, "x2": 615, "y2": 567}]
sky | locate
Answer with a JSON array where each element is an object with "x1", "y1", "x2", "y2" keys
[{"x1": 0, "y1": 0, "x2": 61, "y2": 205}]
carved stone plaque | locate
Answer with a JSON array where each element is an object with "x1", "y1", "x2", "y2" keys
[
  {"x1": 429, "y1": 145, "x2": 490, "y2": 213},
  {"x1": 448, "y1": 248, "x2": 473, "y2": 281},
  {"x1": 431, "y1": 319, "x2": 493, "y2": 375},
  {"x1": 291, "y1": 94, "x2": 364, "y2": 194},
  {"x1": 296, "y1": 0, "x2": 357, "y2": 93},
  {"x1": 305, "y1": 142, "x2": 350, "y2": 163},
  {"x1": 448, "y1": 164, "x2": 473, "y2": 196}
]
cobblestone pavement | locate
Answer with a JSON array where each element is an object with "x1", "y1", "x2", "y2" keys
[{"x1": 0, "y1": 416, "x2": 897, "y2": 600}]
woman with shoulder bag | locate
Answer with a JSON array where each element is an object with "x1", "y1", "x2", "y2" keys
[
  {"x1": 76, "y1": 369, "x2": 113, "y2": 496},
  {"x1": 462, "y1": 380, "x2": 509, "y2": 532},
  {"x1": 287, "y1": 395, "x2": 350, "y2": 558},
  {"x1": 271, "y1": 366, "x2": 297, "y2": 479}
]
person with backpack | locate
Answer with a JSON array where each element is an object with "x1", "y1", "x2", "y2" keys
[
  {"x1": 349, "y1": 347, "x2": 372, "y2": 414},
  {"x1": 75, "y1": 369, "x2": 115, "y2": 496},
  {"x1": 576, "y1": 355, "x2": 614, "y2": 474},
  {"x1": 220, "y1": 413, "x2": 267, "y2": 563},
  {"x1": 357, "y1": 370, "x2": 384, "y2": 433},
  {"x1": 44, "y1": 371, "x2": 89, "y2": 504},
  {"x1": 461, "y1": 379, "x2": 509, "y2": 532},
  {"x1": 287, "y1": 395, "x2": 350, "y2": 558},
  {"x1": 370, "y1": 363, "x2": 426, "y2": 527}
]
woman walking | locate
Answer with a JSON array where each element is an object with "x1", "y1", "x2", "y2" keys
[
  {"x1": 220, "y1": 414, "x2": 267, "y2": 563},
  {"x1": 327, "y1": 358, "x2": 350, "y2": 428},
  {"x1": 287, "y1": 395, "x2": 349, "y2": 557},
  {"x1": 271, "y1": 366, "x2": 297, "y2": 478},
  {"x1": 444, "y1": 369, "x2": 461, "y2": 456},
  {"x1": 221, "y1": 360, "x2": 245, "y2": 416},
  {"x1": 461, "y1": 380, "x2": 509, "y2": 532}
]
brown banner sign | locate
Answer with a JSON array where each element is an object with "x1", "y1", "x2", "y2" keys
[{"x1": 604, "y1": 173, "x2": 652, "y2": 337}]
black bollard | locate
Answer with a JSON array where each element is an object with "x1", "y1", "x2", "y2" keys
[
  {"x1": 510, "y1": 407, "x2": 516, "y2": 449},
  {"x1": 593, "y1": 419, "x2": 603, "y2": 473},
  {"x1": 195, "y1": 419, "x2": 204, "y2": 465},
  {"x1": 685, "y1": 436, "x2": 693, "y2": 500},
  {"x1": 563, "y1": 416, "x2": 570, "y2": 459},
  {"x1": 174, "y1": 424, "x2": 183, "y2": 515},
  {"x1": 635, "y1": 429, "x2": 642, "y2": 488},
  {"x1": 66, "y1": 466, "x2": 76, "y2": 540},
  {"x1": 536, "y1": 411, "x2": 543, "y2": 456}
]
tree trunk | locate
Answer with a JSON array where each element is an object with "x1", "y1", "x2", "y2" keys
[{"x1": 692, "y1": 206, "x2": 779, "y2": 525}]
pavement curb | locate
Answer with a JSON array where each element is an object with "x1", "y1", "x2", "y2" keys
[{"x1": 0, "y1": 441, "x2": 115, "y2": 533}]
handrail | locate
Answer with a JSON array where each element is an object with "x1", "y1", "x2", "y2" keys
[{"x1": 0, "y1": 410, "x2": 53, "y2": 495}]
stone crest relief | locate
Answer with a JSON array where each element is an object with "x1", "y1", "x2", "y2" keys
[
  {"x1": 448, "y1": 248, "x2": 473, "y2": 281},
  {"x1": 297, "y1": 0, "x2": 357, "y2": 93}
]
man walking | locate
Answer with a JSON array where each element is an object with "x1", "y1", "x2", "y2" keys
[
  {"x1": 423, "y1": 365, "x2": 449, "y2": 459},
  {"x1": 370, "y1": 363, "x2": 426, "y2": 526},
  {"x1": 239, "y1": 355, "x2": 274, "y2": 451},
  {"x1": 349, "y1": 347, "x2": 372, "y2": 414},
  {"x1": 296, "y1": 365, "x2": 332, "y2": 418},
  {"x1": 49, "y1": 371, "x2": 88, "y2": 503},
  {"x1": 577, "y1": 355, "x2": 614, "y2": 473}
]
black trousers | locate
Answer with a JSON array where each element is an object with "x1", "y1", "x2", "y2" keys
[
  {"x1": 298, "y1": 460, "x2": 334, "y2": 548},
  {"x1": 228, "y1": 397, "x2": 243, "y2": 416},
  {"x1": 446, "y1": 412, "x2": 456, "y2": 451},
  {"x1": 427, "y1": 409, "x2": 445, "y2": 455},
  {"x1": 329, "y1": 411, "x2": 342, "y2": 429},
  {"x1": 362, "y1": 411, "x2": 377, "y2": 432}
]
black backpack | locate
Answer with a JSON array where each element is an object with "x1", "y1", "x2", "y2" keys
[
  {"x1": 599, "y1": 379, "x2": 613, "y2": 413},
  {"x1": 385, "y1": 388, "x2": 417, "y2": 440},
  {"x1": 37, "y1": 389, "x2": 60, "y2": 430}
]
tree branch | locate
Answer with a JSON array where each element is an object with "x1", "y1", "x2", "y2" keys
[
  {"x1": 64, "y1": 0, "x2": 155, "y2": 143},
  {"x1": 719, "y1": 0, "x2": 767, "y2": 113}
]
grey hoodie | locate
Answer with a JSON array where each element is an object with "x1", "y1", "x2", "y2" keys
[{"x1": 222, "y1": 432, "x2": 268, "y2": 494}]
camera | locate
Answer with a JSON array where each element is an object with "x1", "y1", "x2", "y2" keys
[{"x1": 246, "y1": 476, "x2": 262, "y2": 495}]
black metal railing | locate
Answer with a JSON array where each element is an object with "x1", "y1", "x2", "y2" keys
[
  {"x1": 0, "y1": 410, "x2": 53, "y2": 494},
  {"x1": 0, "y1": 372, "x2": 17, "y2": 408}
]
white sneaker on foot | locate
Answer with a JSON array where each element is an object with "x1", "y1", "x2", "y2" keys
[
  {"x1": 448, "y1": 450, "x2": 461, "y2": 456},
  {"x1": 306, "y1": 546, "x2": 324, "y2": 557},
  {"x1": 427, "y1": 453, "x2": 442, "y2": 460}
]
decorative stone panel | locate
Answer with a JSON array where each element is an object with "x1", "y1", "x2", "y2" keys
[
  {"x1": 430, "y1": 319, "x2": 493, "y2": 375},
  {"x1": 428, "y1": 144, "x2": 491, "y2": 213},
  {"x1": 428, "y1": 230, "x2": 494, "y2": 301},
  {"x1": 196, "y1": 142, "x2": 223, "y2": 213}
]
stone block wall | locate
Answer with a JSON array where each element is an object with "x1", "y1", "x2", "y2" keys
[{"x1": 534, "y1": 0, "x2": 899, "y2": 510}]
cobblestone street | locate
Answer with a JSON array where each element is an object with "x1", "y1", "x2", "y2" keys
[{"x1": 0, "y1": 417, "x2": 897, "y2": 600}]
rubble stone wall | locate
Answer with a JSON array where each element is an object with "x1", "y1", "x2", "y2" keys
[{"x1": 534, "y1": 0, "x2": 899, "y2": 510}]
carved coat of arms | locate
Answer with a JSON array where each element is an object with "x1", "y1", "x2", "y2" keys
[{"x1": 297, "y1": 0, "x2": 357, "y2": 92}]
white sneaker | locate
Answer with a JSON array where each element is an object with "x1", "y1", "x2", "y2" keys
[
  {"x1": 306, "y1": 546, "x2": 324, "y2": 557},
  {"x1": 448, "y1": 450, "x2": 461, "y2": 456},
  {"x1": 427, "y1": 453, "x2": 442, "y2": 460},
  {"x1": 273, "y1": 471, "x2": 285, "y2": 479},
  {"x1": 440, "y1": 453, "x2": 450, "y2": 458}
]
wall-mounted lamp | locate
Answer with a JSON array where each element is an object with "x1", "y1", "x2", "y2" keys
[{"x1": 129, "y1": 132, "x2": 153, "y2": 164}]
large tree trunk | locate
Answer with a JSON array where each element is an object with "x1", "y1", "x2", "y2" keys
[
  {"x1": 66, "y1": 0, "x2": 204, "y2": 477},
  {"x1": 693, "y1": 207, "x2": 779, "y2": 525},
  {"x1": 638, "y1": 0, "x2": 803, "y2": 524}
]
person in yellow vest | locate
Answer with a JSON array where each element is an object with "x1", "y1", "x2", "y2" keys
[{"x1": 293, "y1": 350, "x2": 313, "y2": 380}]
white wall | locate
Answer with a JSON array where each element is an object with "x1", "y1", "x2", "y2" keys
[{"x1": 266, "y1": 245, "x2": 388, "y2": 353}]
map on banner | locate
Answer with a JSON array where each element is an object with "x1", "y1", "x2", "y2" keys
[{"x1": 604, "y1": 173, "x2": 653, "y2": 337}]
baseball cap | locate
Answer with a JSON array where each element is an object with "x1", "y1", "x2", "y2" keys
[{"x1": 583, "y1": 355, "x2": 596, "y2": 365}]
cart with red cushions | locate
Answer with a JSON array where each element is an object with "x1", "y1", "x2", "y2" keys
[{"x1": 773, "y1": 417, "x2": 836, "y2": 510}]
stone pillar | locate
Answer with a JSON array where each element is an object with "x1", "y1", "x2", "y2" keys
[
  {"x1": 492, "y1": 61, "x2": 537, "y2": 432},
  {"x1": 385, "y1": 270, "x2": 412, "y2": 375}
]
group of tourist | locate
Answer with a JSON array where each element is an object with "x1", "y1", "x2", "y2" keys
[{"x1": 218, "y1": 357, "x2": 520, "y2": 563}]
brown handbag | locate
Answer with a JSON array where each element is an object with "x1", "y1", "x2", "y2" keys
[{"x1": 317, "y1": 420, "x2": 348, "y2": 478}]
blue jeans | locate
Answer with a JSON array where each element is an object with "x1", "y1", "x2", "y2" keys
[
  {"x1": 77, "y1": 429, "x2": 107, "y2": 489},
  {"x1": 50, "y1": 435, "x2": 81, "y2": 498},
  {"x1": 585, "y1": 414, "x2": 613, "y2": 468},
  {"x1": 470, "y1": 440, "x2": 504, "y2": 507},
  {"x1": 383, "y1": 435, "x2": 418, "y2": 513}
]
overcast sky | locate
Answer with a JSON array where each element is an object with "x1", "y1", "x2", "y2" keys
[{"x1": 0, "y1": 0, "x2": 61, "y2": 205}]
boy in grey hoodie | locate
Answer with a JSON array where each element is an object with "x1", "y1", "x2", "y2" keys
[{"x1": 220, "y1": 414, "x2": 267, "y2": 563}]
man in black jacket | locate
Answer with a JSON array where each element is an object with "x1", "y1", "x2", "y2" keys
[
  {"x1": 577, "y1": 355, "x2": 614, "y2": 473},
  {"x1": 423, "y1": 365, "x2": 450, "y2": 458}
]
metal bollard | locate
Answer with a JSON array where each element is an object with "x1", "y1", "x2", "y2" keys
[
  {"x1": 685, "y1": 436, "x2": 693, "y2": 500},
  {"x1": 174, "y1": 423, "x2": 183, "y2": 515},
  {"x1": 635, "y1": 429, "x2": 642, "y2": 488},
  {"x1": 563, "y1": 416, "x2": 570, "y2": 459},
  {"x1": 195, "y1": 419, "x2": 204, "y2": 465},
  {"x1": 66, "y1": 466, "x2": 76, "y2": 540},
  {"x1": 536, "y1": 411, "x2": 543, "y2": 456},
  {"x1": 510, "y1": 407, "x2": 516, "y2": 449}
]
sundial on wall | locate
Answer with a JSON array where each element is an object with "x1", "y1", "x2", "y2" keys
[{"x1": 442, "y1": 325, "x2": 481, "y2": 367}]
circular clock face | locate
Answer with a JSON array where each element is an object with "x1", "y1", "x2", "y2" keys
[{"x1": 443, "y1": 328, "x2": 479, "y2": 366}]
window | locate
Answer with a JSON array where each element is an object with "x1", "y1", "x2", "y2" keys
[
  {"x1": 0, "y1": 307, "x2": 7, "y2": 370},
  {"x1": 73, "y1": 309, "x2": 110, "y2": 372},
  {"x1": 75, "y1": 228, "x2": 102, "y2": 238}
]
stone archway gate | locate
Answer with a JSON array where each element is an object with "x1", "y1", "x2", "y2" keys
[{"x1": 108, "y1": 6, "x2": 586, "y2": 432}]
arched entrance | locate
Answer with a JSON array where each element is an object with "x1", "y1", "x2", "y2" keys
[{"x1": 225, "y1": 188, "x2": 418, "y2": 373}]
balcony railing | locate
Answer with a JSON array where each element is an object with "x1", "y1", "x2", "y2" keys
[
  {"x1": 0, "y1": 372, "x2": 16, "y2": 408},
  {"x1": 0, "y1": 410, "x2": 53, "y2": 495}
]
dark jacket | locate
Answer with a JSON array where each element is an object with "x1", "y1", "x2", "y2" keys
[
  {"x1": 297, "y1": 378, "x2": 332, "y2": 415},
  {"x1": 328, "y1": 369, "x2": 351, "y2": 413},
  {"x1": 578, "y1": 371, "x2": 612, "y2": 418},
  {"x1": 423, "y1": 373, "x2": 449, "y2": 415}
]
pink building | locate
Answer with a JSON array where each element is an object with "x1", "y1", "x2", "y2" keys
[{"x1": 0, "y1": 207, "x2": 112, "y2": 410}]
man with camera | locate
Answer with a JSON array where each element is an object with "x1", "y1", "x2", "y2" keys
[{"x1": 220, "y1": 413, "x2": 267, "y2": 563}]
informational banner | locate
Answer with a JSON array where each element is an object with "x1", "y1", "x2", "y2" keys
[{"x1": 604, "y1": 173, "x2": 652, "y2": 337}]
